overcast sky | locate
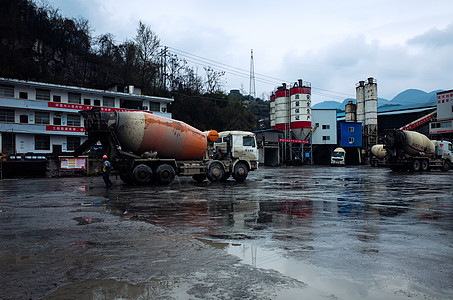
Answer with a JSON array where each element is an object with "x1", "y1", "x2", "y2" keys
[{"x1": 44, "y1": 0, "x2": 453, "y2": 104}]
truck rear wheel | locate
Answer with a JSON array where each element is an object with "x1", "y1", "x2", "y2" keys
[
  {"x1": 411, "y1": 159, "x2": 421, "y2": 172},
  {"x1": 441, "y1": 160, "x2": 451, "y2": 172},
  {"x1": 133, "y1": 164, "x2": 153, "y2": 185},
  {"x1": 155, "y1": 164, "x2": 176, "y2": 184},
  {"x1": 421, "y1": 160, "x2": 429, "y2": 172},
  {"x1": 232, "y1": 162, "x2": 248, "y2": 182},
  {"x1": 207, "y1": 162, "x2": 225, "y2": 182}
]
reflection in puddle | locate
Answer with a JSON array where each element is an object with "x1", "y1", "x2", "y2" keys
[{"x1": 225, "y1": 241, "x2": 414, "y2": 300}]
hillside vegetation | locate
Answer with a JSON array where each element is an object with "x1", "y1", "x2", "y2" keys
[{"x1": 0, "y1": 0, "x2": 269, "y2": 131}]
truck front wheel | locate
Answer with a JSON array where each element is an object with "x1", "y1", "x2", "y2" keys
[
  {"x1": 133, "y1": 164, "x2": 153, "y2": 185},
  {"x1": 207, "y1": 162, "x2": 225, "y2": 182},
  {"x1": 441, "y1": 160, "x2": 451, "y2": 172},
  {"x1": 233, "y1": 162, "x2": 248, "y2": 182},
  {"x1": 155, "y1": 164, "x2": 176, "y2": 184}
]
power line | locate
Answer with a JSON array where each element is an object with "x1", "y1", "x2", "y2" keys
[{"x1": 164, "y1": 45, "x2": 355, "y2": 99}]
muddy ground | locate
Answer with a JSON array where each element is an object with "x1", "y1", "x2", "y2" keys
[{"x1": 0, "y1": 166, "x2": 452, "y2": 299}]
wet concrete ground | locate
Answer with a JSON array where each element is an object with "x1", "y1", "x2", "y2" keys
[{"x1": 1, "y1": 166, "x2": 452, "y2": 299}]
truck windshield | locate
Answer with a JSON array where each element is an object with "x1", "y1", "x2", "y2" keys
[
  {"x1": 243, "y1": 136, "x2": 255, "y2": 147},
  {"x1": 333, "y1": 152, "x2": 344, "y2": 158}
]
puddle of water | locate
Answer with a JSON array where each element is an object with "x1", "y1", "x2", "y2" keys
[{"x1": 226, "y1": 241, "x2": 415, "y2": 300}]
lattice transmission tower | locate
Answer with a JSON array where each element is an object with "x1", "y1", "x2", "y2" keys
[{"x1": 249, "y1": 49, "x2": 256, "y2": 100}]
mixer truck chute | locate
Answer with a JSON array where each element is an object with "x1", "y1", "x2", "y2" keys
[
  {"x1": 383, "y1": 130, "x2": 452, "y2": 172},
  {"x1": 74, "y1": 108, "x2": 258, "y2": 184}
]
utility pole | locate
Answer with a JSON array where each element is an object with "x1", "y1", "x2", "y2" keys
[{"x1": 249, "y1": 49, "x2": 256, "y2": 102}]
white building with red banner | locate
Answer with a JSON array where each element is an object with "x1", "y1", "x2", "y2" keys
[{"x1": 0, "y1": 78, "x2": 173, "y2": 157}]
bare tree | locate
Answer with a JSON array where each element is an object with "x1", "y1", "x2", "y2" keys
[
  {"x1": 204, "y1": 66, "x2": 225, "y2": 94},
  {"x1": 133, "y1": 21, "x2": 161, "y2": 92}
]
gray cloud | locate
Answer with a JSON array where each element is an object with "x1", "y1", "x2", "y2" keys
[{"x1": 408, "y1": 23, "x2": 453, "y2": 48}]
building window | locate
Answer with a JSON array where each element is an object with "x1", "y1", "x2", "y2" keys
[
  {"x1": 349, "y1": 127, "x2": 354, "y2": 132},
  {"x1": 295, "y1": 101, "x2": 300, "y2": 106},
  {"x1": 19, "y1": 92, "x2": 28, "y2": 99},
  {"x1": 295, "y1": 95, "x2": 300, "y2": 100},
  {"x1": 103, "y1": 96, "x2": 115, "y2": 107},
  {"x1": 84, "y1": 98, "x2": 91, "y2": 105},
  {"x1": 149, "y1": 102, "x2": 160, "y2": 112},
  {"x1": 68, "y1": 92, "x2": 81, "y2": 104},
  {"x1": 20, "y1": 115, "x2": 28, "y2": 123},
  {"x1": 431, "y1": 122, "x2": 440, "y2": 129},
  {"x1": 322, "y1": 136, "x2": 330, "y2": 141},
  {"x1": 35, "y1": 112, "x2": 50, "y2": 124},
  {"x1": 36, "y1": 89, "x2": 50, "y2": 101},
  {"x1": 441, "y1": 121, "x2": 452, "y2": 128},
  {"x1": 67, "y1": 137, "x2": 81, "y2": 151},
  {"x1": 35, "y1": 135, "x2": 50, "y2": 150},
  {"x1": 349, "y1": 137, "x2": 355, "y2": 143},
  {"x1": 53, "y1": 95, "x2": 61, "y2": 102},
  {"x1": 295, "y1": 108, "x2": 300, "y2": 113},
  {"x1": 67, "y1": 114, "x2": 81, "y2": 126},
  {"x1": 322, "y1": 125, "x2": 330, "y2": 130},
  {"x1": 0, "y1": 85, "x2": 14, "y2": 97},
  {"x1": 54, "y1": 113, "x2": 62, "y2": 125},
  {"x1": 93, "y1": 99, "x2": 101, "y2": 106},
  {"x1": 0, "y1": 109, "x2": 15, "y2": 122}
]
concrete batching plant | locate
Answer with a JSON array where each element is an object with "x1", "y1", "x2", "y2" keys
[{"x1": 269, "y1": 79, "x2": 312, "y2": 164}]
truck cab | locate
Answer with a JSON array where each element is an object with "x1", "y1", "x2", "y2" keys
[
  {"x1": 212, "y1": 131, "x2": 259, "y2": 181},
  {"x1": 331, "y1": 147, "x2": 346, "y2": 166}
]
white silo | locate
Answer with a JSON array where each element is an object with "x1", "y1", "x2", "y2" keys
[
  {"x1": 345, "y1": 100, "x2": 357, "y2": 122},
  {"x1": 289, "y1": 79, "x2": 312, "y2": 139},
  {"x1": 364, "y1": 77, "x2": 378, "y2": 146},
  {"x1": 356, "y1": 81, "x2": 365, "y2": 124},
  {"x1": 270, "y1": 93, "x2": 276, "y2": 129},
  {"x1": 274, "y1": 84, "x2": 289, "y2": 131}
]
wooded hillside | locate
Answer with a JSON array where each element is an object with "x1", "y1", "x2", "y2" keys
[{"x1": 0, "y1": 0, "x2": 269, "y2": 131}]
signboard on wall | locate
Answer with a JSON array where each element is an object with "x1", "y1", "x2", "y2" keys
[
  {"x1": 60, "y1": 157, "x2": 86, "y2": 169},
  {"x1": 278, "y1": 138, "x2": 309, "y2": 144}
]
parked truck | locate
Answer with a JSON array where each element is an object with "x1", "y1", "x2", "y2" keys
[
  {"x1": 74, "y1": 108, "x2": 258, "y2": 184},
  {"x1": 383, "y1": 130, "x2": 452, "y2": 172},
  {"x1": 370, "y1": 144, "x2": 388, "y2": 167},
  {"x1": 331, "y1": 147, "x2": 346, "y2": 166}
]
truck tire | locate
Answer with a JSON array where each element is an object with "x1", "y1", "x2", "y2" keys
[
  {"x1": 421, "y1": 159, "x2": 429, "y2": 172},
  {"x1": 441, "y1": 160, "x2": 451, "y2": 172},
  {"x1": 155, "y1": 164, "x2": 176, "y2": 184},
  {"x1": 232, "y1": 162, "x2": 248, "y2": 182},
  {"x1": 120, "y1": 173, "x2": 134, "y2": 184},
  {"x1": 207, "y1": 162, "x2": 225, "y2": 182},
  {"x1": 133, "y1": 164, "x2": 153, "y2": 185},
  {"x1": 411, "y1": 159, "x2": 421, "y2": 172},
  {"x1": 192, "y1": 174, "x2": 207, "y2": 183}
]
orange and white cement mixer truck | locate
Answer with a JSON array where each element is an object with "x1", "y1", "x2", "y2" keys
[{"x1": 74, "y1": 108, "x2": 258, "y2": 184}]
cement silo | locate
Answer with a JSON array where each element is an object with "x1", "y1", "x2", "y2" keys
[
  {"x1": 289, "y1": 79, "x2": 312, "y2": 139},
  {"x1": 270, "y1": 93, "x2": 276, "y2": 129},
  {"x1": 355, "y1": 81, "x2": 365, "y2": 124},
  {"x1": 345, "y1": 100, "x2": 357, "y2": 122},
  {"x1": 274, "y1": 84, "x2": 289, "y2": 131},
  {"x1": 364, "y1": 77, "x2": 378, "y2": 146}
]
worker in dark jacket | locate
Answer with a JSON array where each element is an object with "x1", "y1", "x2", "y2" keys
[{"x1": 102, "y1": 155, "x2": 113, "y2": 187}]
